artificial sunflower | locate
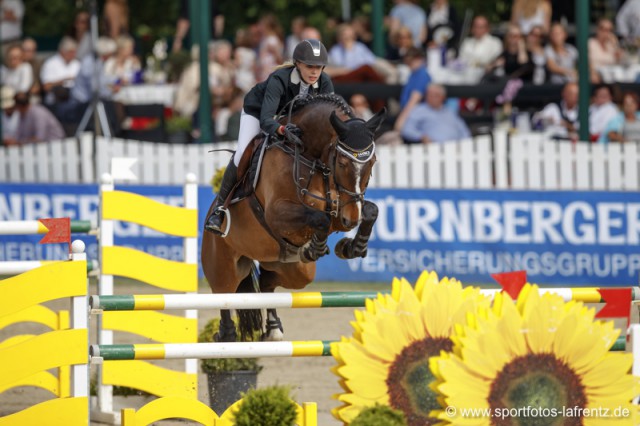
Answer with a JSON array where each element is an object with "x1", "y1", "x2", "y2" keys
[
  {"x1": 431, "y1": 284, "x2": 639, "y2": 425},
  {"x1": 331, "y1": 271, "x2": 491, "y2": 425}
]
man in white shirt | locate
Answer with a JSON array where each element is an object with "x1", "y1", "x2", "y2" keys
[
  {"x1": 458, "y1": 15, "x2": 503, "y2": 71},
  {"x1": 1, "y1": 44, "x2": 33, "y2": 93},
  {"x1": 589, "y1": 84, "x2": 619, "y2": 140},
  {"x1": 534, "y1": 82, "x2": 579, "y2": 139},
  {"x1": 40, "y1": 37, "x2": 80, "y2": 106}
]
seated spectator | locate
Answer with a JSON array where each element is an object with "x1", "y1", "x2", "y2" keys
[
  {"x1": 387, "y1": 0, "x2": 426, "y2": 48},
  {"x1": 104, "y1": 35, "x2": 142, "y2": 85},
  {"x1": 0, "y1": 0, "x2": 24, "y2": 54},
  {"x1": 615, "y1": 0, "x2": 640, "y2": 45},
  {"x1": 394, "y1": 47, "x2": 432, "y2": 131},
  {"x1": 400, "y1": 83, "x2": 470, "y2": 144},
  {"x1": 588, "y1": 18, "x2": 623, "y2": 84},
  {"x1": 352, "y1": 15, "x2": 374, "y2": 48},
  {"x1": 486, "y1": 25, "x2": 534, "y2": 82},
  {"x1": 458, "y1": 15, "x2": 503, "y2": 74},
  {"x1": 256, "y1": 14, "x2": 284, "y2": 82},
  {"x1": 385, "y1": 26, "x2": 414, "y2": 63},
  {"x1": 1, "y1": 86, "x2": 19, "y2": 144},
  {"x1": 209, "y1": 39, "x2": 236, "y2": 109},
  {"x1": 545, "y1": 22, "x2": 578, "y2": 84},
  {"x1": 68, "y1": 11, "x2": 92, "y2": 60},
  {"x1": 532, "y1": 81, "x2": 579, "y2": 139},
  {"x1": 1, "y1": 44, "x2": 33, "y2": 93},
  {"x1": 21, "y1": 38, "x2": 43, "y2": 99},
  {"x1": 599, "y1": 92, "x2": 640, "y2": 143},
  {"x1": 510, "y1": 0, "x2": 552, "y2": 35},
  {"x1": 425, "y1": 0, "x2": 460, "y2": 50},
  {"x1": 234, "y1": 28, "x2": 257, "y2": 94},
  {"x1": 350, "y1": 93, "x2": 374, "y2": 120},
  {"x1": 13, "y1": 92, "x2": 65, "y2": 143},
  {"x1": 589, "y1": 84, "x2": 619, "y2": 141},
  {"x1": 284, "y1": 16, "x2": 306, "y2": 60},
  {"x1": 525, "y1": 25, "x2": 547, "y2": 85},
  {"x1": 40, "y1": 36, "x2": 80, "y2": 106},
  {"x1": 327, "y1": 23, "x2": 385, "y2": 84}
]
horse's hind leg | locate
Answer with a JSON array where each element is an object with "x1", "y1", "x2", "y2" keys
[
  {"x1": 335, "y1": 200, "x2": 378, "y2": 259},
  {"x1": 264, "y1": 308, "x2": 284, "y2": 341},
  {"x1": 215, "y1": 309, "x2": 238, "y2": 342}
]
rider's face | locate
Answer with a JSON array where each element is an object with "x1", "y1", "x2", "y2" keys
[{"x1": 297, "y1": 63, "x2": 323, "y2": 85}]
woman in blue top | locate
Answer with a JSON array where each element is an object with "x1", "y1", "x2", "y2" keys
[{"x1": 205, "y1": 39, "x2": 334, "y2": 235}]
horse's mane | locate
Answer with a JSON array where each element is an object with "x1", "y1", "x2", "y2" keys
[{"x1": 290, "y1": 93, "x2": 355, "y2": 119}]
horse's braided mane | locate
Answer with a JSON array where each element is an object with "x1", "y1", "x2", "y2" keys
[{"x1": 292, "y1": 93, "x2": 355, "y2": 119}]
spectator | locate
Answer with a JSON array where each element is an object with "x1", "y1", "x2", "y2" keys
[
  {"x1": 69, "y1": 11, "x2": 92, "y2": 60},
  {"x1": 209, "y1": 40, "x2": 236, "y2": 108},
  {"x1": 532, "y1": 81, "x2": 579, "y2": 139},
  {"x1": 1, "y1": 86, "x2": 19, "y2": 144},
  {"x1": 256, "y1": 14, "x2": 284, "y2": 82},
  {"x1": 588, "y1": 18, "x2": 623, "y2": 84},
  {"x1": 394, "y1": 47, "x2": 432, "y2": 131},
  {"x1": 103, "y1": 0, "x2": 129, "y2": 39},
  {"x1": 172, "y1": 0, "x2": 224, "y2": 52},
  {"x1": 40, "y1": 37, "x2": 81, "y2": 106},
  {"x1": 525, "y1": 25, "x2": 547, "y2": 85},
  {"x1": 386, "y1": 26, "x2": 415, "y2": 63},
  {"x1": 1, "y1": 44, "x2": 33, "y2": 93},
  {"x1": 400, "y1": 83, "x2": 470, "y2": 144},
  {"x1": 285, "y1": 16, "x2": 306, "y2": 60},
  {"x1": 486, "y1": 25, "x2": 534, "y2": 82},
  {"x1": 352, "y1": 15, "x2": 374, "y2": 48},
  {"x1": 350, "y1": 93, "x2": 374, "y2": 120},
  {"x1": 510, "y1": 0, "x2": 552, "y2": 35},
  {"x1": 387, "y1": 0, "x2": 427, "y2": 48},
  {"x1": 589, "y1": 84, "x2": 619, "y2": 141},
  {"x1": 544, "y1": 22, "x2": 578, "y2": 84},
  {"x1": 233, "y1": 28, "x2": 257, "y2": 94},
  {"x1": 327, "y1": 23, "x2": 385, "y2": 83},
  {"x1": 104, "y1": 35, "x2": 141, "y2": 85},
  {"x1": 599, "y1": 92, "x2": 640, "y2": 143},
  {"x1": 21, "y1": 38, "x2": 43, "y2": 99},
  {"x1": 615, "y1": 0, "x2": 640, "y2": 43},
  {"x1": 457, "y1": 16, "x2": 503, "y2": 73},
  {"x1": 425, "y1": 0, "x2": 460, "y2": 50},
  {"x1": 13, "y1": 92, "x2": 65, "y2": 143},
  {"x1": 1, "y1": 0, "x2": 24, "y2": 53}
]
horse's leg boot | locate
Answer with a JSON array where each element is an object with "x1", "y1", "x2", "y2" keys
[{"x1": 205, "y1": 161, "x2": 238, "y2": 235}]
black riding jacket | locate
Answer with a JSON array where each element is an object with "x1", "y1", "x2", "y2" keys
[{"x1": 243, "y1": 65, "x2": 334, "y2": 136}]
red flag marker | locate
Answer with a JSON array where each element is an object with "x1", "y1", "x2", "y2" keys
[
  {"x1": 38, "y1": 218, "x2": 71, "y2": 252},
  {"x1": 491, "y1": 270, "x2": 527, "y2": 300},
  {"x1": 596, "y1": 288, "x2": 632, "y2": 326}
]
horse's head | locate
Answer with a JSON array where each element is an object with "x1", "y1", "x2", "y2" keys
[{"x1": 328, "y1": 108, "x2": 386, "y2": 230}]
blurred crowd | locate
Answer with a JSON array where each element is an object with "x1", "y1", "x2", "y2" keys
[{"x1": 3, "y1": 0, "x2": 640, "y2": 146}]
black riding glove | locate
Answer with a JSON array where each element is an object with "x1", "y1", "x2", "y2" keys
[{"x1": 284, "y1": 123, "x2": 303, "y2": 139}]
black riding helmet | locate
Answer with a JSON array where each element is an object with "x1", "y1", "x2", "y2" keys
[{"x1": 292, "y1": 39, "x2": 328, "y2": 67}]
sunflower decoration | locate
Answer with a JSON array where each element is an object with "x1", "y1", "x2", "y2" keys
[
  {"x1": 430, "y1": 284, "x2": 639, "y2": 425},
  {"x1": 331, "y1": 271, "x2": 491, "y2": 425}
]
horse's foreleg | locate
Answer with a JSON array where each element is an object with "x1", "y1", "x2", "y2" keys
[
  {"x1": 263, "y1": 308, "x2": 284, "y2": 341},
  {"x1": 300, "y1": 232, "x2": 330, "y2": 263},
  {"x1": 215, "y1": 309, "x2": 238, "y2": 342},
  {"x1": 335, "y1": 200, "x2": 378, "y2": 259}
]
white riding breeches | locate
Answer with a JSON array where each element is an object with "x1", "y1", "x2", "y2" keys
[{"x1": 233, "y1": 109, "x2": 261, "y2": 166}]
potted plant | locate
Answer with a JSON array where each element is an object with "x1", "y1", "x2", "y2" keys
[
  {"x1": 165, "y1": 115, "x2": 192, "y2": 144},
  {"x1": 232, "y1": 385, "x2": 298, "y2": 426},
  {"x1": 199, "y1": 317, "x2": 263, "y2": 415},
  {"x1": 350, "y1": 404, "x2": 407, "y2": 426}
]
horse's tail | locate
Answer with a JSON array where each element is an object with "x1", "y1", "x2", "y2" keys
[{"x1": 236, "y1": 263, "x2": 262, "y2": 341}]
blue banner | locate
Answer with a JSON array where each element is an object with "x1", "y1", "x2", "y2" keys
[{"x1": 1, "y1": 184, "x2": 638, "y2": 286}]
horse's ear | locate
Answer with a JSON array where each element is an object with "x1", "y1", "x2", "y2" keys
[
  {"x1": 366, "y1": 107, "x2": 387, "y2": 134},
  {"x1": 329, "y1": 110, "x2": 348, "y2": 137}
]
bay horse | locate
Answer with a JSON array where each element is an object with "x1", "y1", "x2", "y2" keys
[{"x1": 201, "y1": 94, "x2": 386, "y2": 341}]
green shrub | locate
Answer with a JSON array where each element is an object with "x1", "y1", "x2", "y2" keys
[
  {"x1": 198, "y1": 318, "x2": 262, "y2": 374},
  {"x1": 351, "y1": 404, "x2": 407, "y2": 426},
  {"x1": 233, "y1": 385, "x2": 298, "y2": 426}
]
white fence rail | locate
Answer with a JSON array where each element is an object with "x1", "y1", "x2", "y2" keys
[{"x1": 1, "y1": 131, "x2": 639, "y2": 190}]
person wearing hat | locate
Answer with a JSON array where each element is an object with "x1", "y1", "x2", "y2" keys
[
  {"x1": 1, "y1": 86, "x2": 19, "y2": 145},
  {"x1": 204, "y1": 38, "x2": 333, "y2": 235}
]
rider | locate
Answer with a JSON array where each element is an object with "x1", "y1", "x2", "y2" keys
[{"x1": 205, "y1": 39, "x2": 334, "y2": 235}]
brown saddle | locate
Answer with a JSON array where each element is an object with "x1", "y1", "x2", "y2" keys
[{"x1": 224, "y1": 133, "x2": 269, "y2": 208}]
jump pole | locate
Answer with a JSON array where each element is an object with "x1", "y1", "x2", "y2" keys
[
  {"x1": 91, "y1": 336, "x2": 627, "y2": 361},
  {"x1": 0, "y1": 259, "x2": 98, "y2": 275},
  {"x1": 90, "y1": 287, "x2": 640, "y2": 312},
  {"x1": 0, "y1": 220, "x2": 94, "y2": 235}
]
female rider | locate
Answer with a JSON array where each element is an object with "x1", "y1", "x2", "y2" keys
[{"x1": 205, "y1": 39, "x2": 334, "y2": 235}]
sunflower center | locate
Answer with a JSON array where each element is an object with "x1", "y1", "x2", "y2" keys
[
  {"x1": 387, "y1": 337, "x2": 452, "y2": 426},
  {"x1": 488, "y1": 353, "x2": 586, "y2": 426}
]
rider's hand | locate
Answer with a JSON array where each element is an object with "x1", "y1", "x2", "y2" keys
[{"x1": 284, "y1": 123, "x2": 303, "y2": 139}]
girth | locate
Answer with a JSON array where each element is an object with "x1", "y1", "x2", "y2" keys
[{"x1": 248, "y1": 194, "x2": 302, "y2": 263}]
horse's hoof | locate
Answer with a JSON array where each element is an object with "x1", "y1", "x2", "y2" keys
[{"x1": 262, "y1": 329, "x2": 284, "y2": 341}]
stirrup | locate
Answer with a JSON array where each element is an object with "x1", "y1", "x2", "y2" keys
[{"x1": 214, "y1": 206, "x2": 231, "y2": 238}]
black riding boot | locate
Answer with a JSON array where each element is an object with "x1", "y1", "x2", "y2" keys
[{"x1": 204, "y1": 161, "x2": 238, "y2": 236}]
